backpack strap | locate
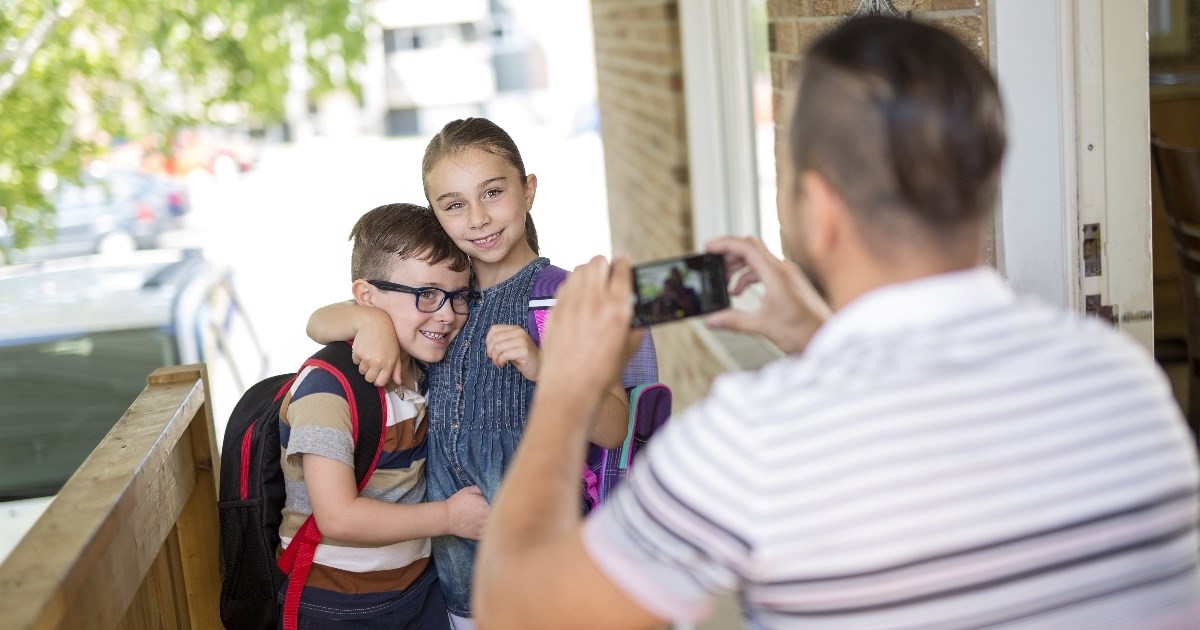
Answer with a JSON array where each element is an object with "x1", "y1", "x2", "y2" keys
[
  {"x1": 527, "y1": 264, "x2": 567, "y2": 345},
  {"x1": 277, "y1": 341, "x2": 386, "y2": 630},
  {"x1": 619, "y1": 383, "x2": 672, "y2": 470}
]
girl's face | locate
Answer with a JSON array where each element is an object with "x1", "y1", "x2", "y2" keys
[{"x1": 426, "y1": 147, "x2": 538, "y2": 275}]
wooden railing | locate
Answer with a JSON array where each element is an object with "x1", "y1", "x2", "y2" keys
[{"x1": 0, "y1": 364, "x2": 222, "y2": 629}]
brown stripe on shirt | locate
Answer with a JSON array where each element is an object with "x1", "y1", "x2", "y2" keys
[{"x1": 275, "y1": 547, "x2": 431, "y2": 595}]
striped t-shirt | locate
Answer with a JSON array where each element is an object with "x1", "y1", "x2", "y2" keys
[
  {"x1": 584, "y1": 267, "x2": 1200, "y2": 628},
  {"x1": 279, "y1": 366, "x2": 431, "y2": 602}
]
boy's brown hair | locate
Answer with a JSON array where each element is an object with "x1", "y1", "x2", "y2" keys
[{"x1": 349, "y1": 203, "x2": 471, "y2": 281}]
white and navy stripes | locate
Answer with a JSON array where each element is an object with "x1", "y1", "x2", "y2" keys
[{"x1": 584, "y1": 267, "x2": 1200, "y2": 628}]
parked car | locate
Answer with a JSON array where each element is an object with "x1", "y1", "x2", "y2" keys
[
  {"x1": 0, "y1": 168, "x2": 189, "y2": 265},
  {"x1": 0, "y1": 249, "x2": 268, "y2": 562}
]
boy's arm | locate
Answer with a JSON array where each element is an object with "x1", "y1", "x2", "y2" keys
[
  {"x1": 307, "y1": 300, "x2": 403, "y2": 387},
  {"x1": 304, "y1": 454, "x2": 489, "y2": 543}
]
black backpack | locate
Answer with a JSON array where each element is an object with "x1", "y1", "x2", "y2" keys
[{"x1": 217, "y1": 342, "x2": 386, "y2": 630}]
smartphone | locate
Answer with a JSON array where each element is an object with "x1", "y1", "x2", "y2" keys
[{"x1": 631, "y1": 252, "x2": 731, "y2": 328}]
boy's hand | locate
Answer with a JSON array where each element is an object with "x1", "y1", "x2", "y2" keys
[
  {"x1": 704, "y1": 236, "x2": 832, "y2": 354},
  {"x1": 445, "y1": 486, "x2": 490, "y2": 540},
  {"x1": 485, "y1": 324, "x2": 541, "y2": 382}
]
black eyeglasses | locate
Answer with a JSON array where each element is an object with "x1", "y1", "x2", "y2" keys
[{"x1": 367, "y1": 280, "x2": 480, "y2": 314}]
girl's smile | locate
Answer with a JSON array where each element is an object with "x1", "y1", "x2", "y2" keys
[{"x1": 469, "y1": 230, "x2": 504, "y2": 249}]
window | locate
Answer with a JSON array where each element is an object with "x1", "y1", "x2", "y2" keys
[
  {"x1": 1150, "y1": 0, "x2": 1190, "y2": 58},
  {"x1": 385, "y1": 108, "x2": 419, "y2": 137},
  {"x1": 460, "y1": 22, "x2": 478, "y2": 43},
  {"x1": 383, "y1": 28, "x2": 419, "y2": 53},
  {"x1": 0, "y1": 329, "x2": 175, "y2": 498}
]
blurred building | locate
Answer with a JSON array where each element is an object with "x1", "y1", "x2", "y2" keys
[{"x1": 307, "y1": 0, "x2": 550, "y2": 138}]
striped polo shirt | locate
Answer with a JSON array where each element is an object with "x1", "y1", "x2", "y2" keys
[
  {"x1": 279, "y1": 366, "x2": 430, "y2": 599},
  {"x1": 584, "y1": 267, "x2": 1200, "y2": 628}
]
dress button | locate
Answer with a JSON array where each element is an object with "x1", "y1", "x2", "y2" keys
[
  {"x1": 455, "y1": 384, "x2": 463, "y2": 391},
  {"x1": 450, "y1": 422, "x2": 459, "y2": 431}
]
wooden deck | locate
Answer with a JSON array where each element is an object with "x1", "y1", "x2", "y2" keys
[{"x1": 0, "y1": 364, "x2": 222, "y2": 629}]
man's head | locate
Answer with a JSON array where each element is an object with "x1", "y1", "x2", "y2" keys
[
  {"x1": 348, "y1": 203, "x2": 474, "y2": 365},
  {"x1": 781, "y1": 16, "x2": 1006, "y2": 303}
]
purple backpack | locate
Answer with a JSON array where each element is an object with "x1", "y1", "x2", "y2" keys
[{"x1": 527, "y1": 265, "x2": 672, "y2": 509}]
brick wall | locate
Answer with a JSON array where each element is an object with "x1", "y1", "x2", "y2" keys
[
  {"x1": 590, "y1": 1, "x2": 992, "y2": 409},
  {"x1": 767, "y1": 0, "x2": 994, "y2": 262},
  {"x1": 768, "y1": 0, "x2": 988, "y2": 114},
  {"x1": 591, "y1": 0, "x2": 691, "y2": 261},
  {"x1": 591, "y1": 0, "x2": 723, "y2": 408}
]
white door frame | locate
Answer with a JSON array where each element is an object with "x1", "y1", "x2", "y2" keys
[
  {"x1": 990, "y1": 0, "x2": 1153, "y2": 351},
  {"x1": 678, "y1": 0, "x2": 761, "y2": 251}
]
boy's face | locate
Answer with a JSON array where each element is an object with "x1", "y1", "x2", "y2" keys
[{"x1": 361, "y1": 258, "x2": 471, "y2": 365}]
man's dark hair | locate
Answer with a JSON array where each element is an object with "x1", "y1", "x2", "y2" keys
[
  {"x1": 791, "y1": 16, "x2": 1006, "y2": 250},
  {"x1": 349, "y1": 202, "x2": 471, "y2": 281}
]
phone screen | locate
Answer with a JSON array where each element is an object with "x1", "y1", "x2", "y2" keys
[{"x1": 631, "y1": 253, "x2": 731, "y2": 328}]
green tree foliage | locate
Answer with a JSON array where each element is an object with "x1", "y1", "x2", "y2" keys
[{"x1": 0, "y1": 0, "x2": 368, "y2": 249}]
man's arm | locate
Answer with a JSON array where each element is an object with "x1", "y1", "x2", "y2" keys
[{"x1": 474, "y1": 256, "x2": 664, "y2": 630}]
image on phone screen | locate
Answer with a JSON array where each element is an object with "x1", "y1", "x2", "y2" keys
[{"x1": 631, "y1": 253, "x2": 730, "y2": 328}]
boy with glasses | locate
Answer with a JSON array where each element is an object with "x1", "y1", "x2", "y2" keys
[{"x1": 278, "y1": 203, "x2": 488, "y2": 628}]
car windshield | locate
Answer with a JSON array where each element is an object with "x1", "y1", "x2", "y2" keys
[{"x1": 0, "y1": 329, "x2": 175, "y2": 500}]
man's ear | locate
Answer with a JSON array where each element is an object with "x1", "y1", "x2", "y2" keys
[
  {"x1": 351, "y1": 279, "x2": 374, "y2": 307},
  {"x1": 523, "y1": 173, "x2": 538, "y2": 209},
  {"x1": 801, "y1": 171, "x2": 845, "y2": 262}
]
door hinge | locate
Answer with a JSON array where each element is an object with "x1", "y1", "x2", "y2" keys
[{"x1": 1085, "y1": 293, "x2": 1118, "y2": 326}]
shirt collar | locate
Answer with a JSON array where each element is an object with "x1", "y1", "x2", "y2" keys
[{"x1": 805, "y1": 266, "x2": 1016, "y2": 356}]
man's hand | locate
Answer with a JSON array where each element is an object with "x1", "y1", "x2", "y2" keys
[
  {"x1": 445, "y1": 486, "x2": 490, "y2": 540},
  {"x1": 540, "y1": 256, "x2": 644, "y2": 393},
  {"x1": 704, "y1": 236, "x2": 832, "y2": 354},
  {"x1": 485, "y1": 324, "x2": 541, "y2": 381}
]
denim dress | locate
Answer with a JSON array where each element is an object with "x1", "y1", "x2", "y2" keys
[{"x1": 424, "y1": 257, "x2": 549, "y2": 617}]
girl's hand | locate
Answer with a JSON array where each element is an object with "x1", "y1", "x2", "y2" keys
[
  {"x1": 307, "y1": 301, "x2": 405, "y2": 387},
  {"x1": 485, "y1": 324, "x2": 541, "y2": 382},
  {"x1": 704, "y1": 236, "x2": 832, "y2": 354},
  {"x1": 350, "y1": 318, "x2": 404, "y2": 388},
  {"x1": 445, "y1": 486, "x2": 490, "y2": 540}
]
